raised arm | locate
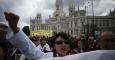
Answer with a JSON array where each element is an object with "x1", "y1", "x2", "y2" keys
[{"x1": 4, "y1": 12, "x2": 50, "y2": 60}]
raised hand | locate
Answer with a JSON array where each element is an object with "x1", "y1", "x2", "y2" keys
[{"x1": 4, "y1": 12, "x2": 20, "y2": 33}]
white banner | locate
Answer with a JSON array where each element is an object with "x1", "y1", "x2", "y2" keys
[{"x1": 40, "y1": 50, "x2": 115, "y2": 60}]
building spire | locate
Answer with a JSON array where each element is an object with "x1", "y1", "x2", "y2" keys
[
  {"x1": 54, "y1": 0, "x2": 64, "y2": 17},
  {"x1": 56, "y1": 0, "x2": 63, "y2": 11},
  {"x1": 69, "y1": 0, "x2": 75, "y2": 17},
  {"x1": 70, "y1": 0, "x2": 76, "y2": 9},
  {"x1": 78, "y1": 3, "x2": 80, "y2": 11}
]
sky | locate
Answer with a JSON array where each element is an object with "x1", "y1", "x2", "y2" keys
[{"x1": 0, "y1": 0, "x2": 115, "y2": 28}]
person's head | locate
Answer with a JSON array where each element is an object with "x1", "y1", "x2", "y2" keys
[
  {"x1": 88, "y1": 36, "x2": 94, "y2": 43},
  {"x1": 98, "y1": 32, "x2": 115, "y2": 50},
  {"x1": 52, "y1": 32, "x2": 70, "y2": 57},
  {"x1": 31, "y1": 36, "x2": 40, "y2": 46},
  {"x1": 75, "y1": 36, "x2": 82, "y2": 48},
  {"x1": 40, "y1": 38, "x2": 47, "y2": 46}
]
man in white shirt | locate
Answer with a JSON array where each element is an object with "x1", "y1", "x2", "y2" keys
[
  {"x1": 37, "y1": 38, "x2": 51, "y2": 53},
  {"x1": 4, "y1": 12, "x2": 115, "y2": 60}
]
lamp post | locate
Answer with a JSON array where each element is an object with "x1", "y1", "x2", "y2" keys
[
  {"x1": 84, "y1": 0, "x2": 95, "y2": 37},
  {"x1": 91, "y1": 0, "x2": 95, "y2": 37},
  {"x1": 84, "y1": 0, "x2": 90, "y2": 51},
  {"x1": 84, "y1": 0, "x2": 91, "y2": 38},
  {"x1": 84, "y1": 6, "x2": 88, "y2": 38}
]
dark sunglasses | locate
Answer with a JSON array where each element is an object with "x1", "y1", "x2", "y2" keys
[{"x1": 55, "y1": 40, "x2": 69, "y2": 45}]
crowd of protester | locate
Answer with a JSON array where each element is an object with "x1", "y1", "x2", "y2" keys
[
  {"x1": 19, "y1": 31, "x2": 115, "y2": 60},
  {"x1": 25, "y1": 33, "x2": 101, "y2": 54},
  {"x1": 0, "y1": 12, "x2": 115, "y2": 60},
  {"x1": 1, "y1": 27, "x2": 115, "y2": 60}
]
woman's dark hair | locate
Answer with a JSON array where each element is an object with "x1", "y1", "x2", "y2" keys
[
  {"x1": 40, "y1": 38, "x2": 47, "y2": 42},
  {"x1": 51, "y1": 32, "x2": 71, "y2": 57}
]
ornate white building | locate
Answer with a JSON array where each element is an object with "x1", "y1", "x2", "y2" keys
[
  {"x1": 30, "y1": 13, "x2": 51, "y2": 31},
  {"x1": 30, "y1": 0, "x2": 115, "y2": 37},
  {"x1": 48, "y1": 0, "x2": 87, "y2": 36}
]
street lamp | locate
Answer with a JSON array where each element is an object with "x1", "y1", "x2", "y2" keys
[
  {"x1": 84, "y1": 1, "x2": 91, "y2": 38},
  {"x1": 91, "y1": 0, "x2": 95, "y2": 37},
  {"x1": 84, "y1": 0, "x2": 95, "y2": 37},
  {"x1": 82, "y1": 0, "x2": 95, "y2": 51}
]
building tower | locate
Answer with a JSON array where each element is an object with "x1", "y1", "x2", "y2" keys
[
  {"x1": 69, "y1": 4, "x2": 75, "y2": 17},
  {"x1": 36, "y1": 13, "x2": 42, "y2": 23},
  {"x1": 53, "y1": 0, "x2": 64, "y2": 17}
]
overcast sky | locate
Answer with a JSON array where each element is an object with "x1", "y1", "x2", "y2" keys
[{"x1": 0, "y1": 0, "x2": 115, "y2": 28}]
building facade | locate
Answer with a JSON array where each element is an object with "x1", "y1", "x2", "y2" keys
[
  {"x1": 30, "y1": 0, "x2": 115, "y2": 37},
  {"x1": 30, "y1": 13, "x2": 51, "y2": 31}
]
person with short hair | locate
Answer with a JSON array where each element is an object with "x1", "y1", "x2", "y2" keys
[
  {"x1": 37, "y1": 38, "x2": 51, "y2": 53},
  {"x1": 98, "y1": 32, "x2": 115, "y2": 50}
]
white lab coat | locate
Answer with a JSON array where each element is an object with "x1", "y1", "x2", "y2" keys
[
  {"x1": 6, "y1": 29, "x2": 53, "y2": 60},
  {"x1": 20, "y1": 52, "x2": 53, "y2": 60},
  {"x1": 6, "y1": 29, "x2": 115, "y2": 60}
]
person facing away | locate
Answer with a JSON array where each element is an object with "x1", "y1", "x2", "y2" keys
[
  {"x1": 4, "y1": 12, "x2": 115, "y2": 60},
  {"x1": 98, "y1": 31, "x2": 115, "y2": 50}
]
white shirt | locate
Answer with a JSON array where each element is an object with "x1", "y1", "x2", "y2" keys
[
  {"x1": 6, "y1": 29, "x2": 115, "y2": 60},
  {"x1": 37, "y1": 43, "x2": 51, "y2": 52}
]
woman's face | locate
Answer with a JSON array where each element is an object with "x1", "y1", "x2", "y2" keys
[
  {"x1": 54, "y1": 36, "x2": 70, "y2": 56},
  {"x1": 77, "y1": 40, "x2": 82, "y2": 48}
]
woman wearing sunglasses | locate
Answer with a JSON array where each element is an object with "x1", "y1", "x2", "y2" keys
[{"x1": 51, "y1": 32, "x2": 72, "y2": 57}]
